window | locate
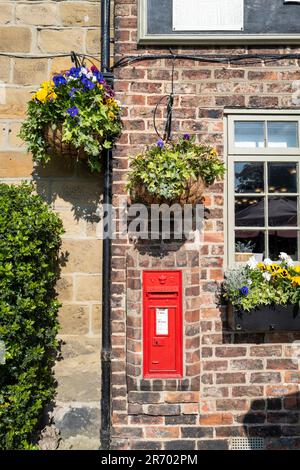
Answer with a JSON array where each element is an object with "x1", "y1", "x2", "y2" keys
[{"x1": 227, "y1": 112, "x2": 300, "y2": 265}]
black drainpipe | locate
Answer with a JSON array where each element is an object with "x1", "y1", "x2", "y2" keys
[{"x1": 100, "y1": 0, "x2": 112, "y2": 451}]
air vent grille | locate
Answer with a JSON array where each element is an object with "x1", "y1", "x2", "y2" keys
[{"x1": 229, "y1": 437, "x2": 265, "y2": 450}]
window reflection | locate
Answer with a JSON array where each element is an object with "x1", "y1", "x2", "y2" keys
[
  {"x1": 267, "y1": 121, "x2": 298, "y2": 148},
  {"x1": 235, "y1": 162, "x2": 264, "y2": 194},
  {"x1": 235, "y1": 230, "x2": 265, "y2": 262},
  {"x1": 268, "y1": 162, "x2": 297, "y2": 193},
  {"x1": 269, "y1": 230, "x2": 298, "y2": 261},
  {"x1": 234, "y1": 121, "x2": 264, "y2": 148},
  {"x1": 268, "y1": 197, "x2": 297, "y2": 227},
  {"x1": 235, "y1": 197, "x2": 264, "y2": 227}
]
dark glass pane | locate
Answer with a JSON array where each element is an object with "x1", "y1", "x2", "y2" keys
[
  {"x1": 234, "y1": 121, "x2": 265, "y2": 148},
  {"x1": 267, "y1": 121, "x2": 298, "y2": 148},
  {"x1": 235, "y1": 162, "x2": 264, "y2": 194},
  {"x1": 235, "y1": 230, "x2": 265, "y2": 262},
  {"x1": 268, "y1": 163, "x2": 297, "y2": 193},
  {"x1": 235, "y1": 197, "x2": 264, "y2": 227},
  {"x1": 269, "y1": 230, "x2": 298, "y2": 261},
  {"x1": 268, "y1": 197, "x2": 298, "y2": 227}
]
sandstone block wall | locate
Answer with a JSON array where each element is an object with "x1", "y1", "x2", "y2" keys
[{"x1": 0, "y1": 1, "x2": 105, "y2": 450}]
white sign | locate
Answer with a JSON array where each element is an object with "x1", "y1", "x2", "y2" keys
[
  {"x1": 156, "y1": 308, "x2": 168, "y2": 335},
  {"x1": 173, "y1": 0, "x2": 244, "y2": 31}
]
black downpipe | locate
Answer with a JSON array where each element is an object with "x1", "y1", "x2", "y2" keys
[{"x1": 100, "y1": 0, "x2": 112, "y2": 451}]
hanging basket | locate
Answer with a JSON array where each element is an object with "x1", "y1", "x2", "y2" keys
[
  {"x1": 44, "y1": 124, "x2": 87, "y2": 159},
  {"x1": 130, "y1": 176, "x2": 206, "y2": 206}
]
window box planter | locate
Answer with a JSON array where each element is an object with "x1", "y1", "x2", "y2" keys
[{"x1": 228, "y1": 303, "x2": 300, "y2": 332}]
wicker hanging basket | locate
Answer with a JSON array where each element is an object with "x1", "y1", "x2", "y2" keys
[
  {"x1": 44, "y1": 124, "x2": 87, "y2": 159},
  {"x1": 130, "y1": 176, "x2": 206, "y2": 206}
]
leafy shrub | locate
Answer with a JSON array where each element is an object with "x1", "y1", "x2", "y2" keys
[
  {"x1": 0, "y1": 183, "x2": 64, "y2": 449},
  {"x1": 19, "y1": 66, "x2": 122, "y2": 172},
  {"x1": 224, "y1": 252, "x2": 300, "y2": 311},
  {"x1": 126, "y1": 135, "x2": 225, "y2": 202}
]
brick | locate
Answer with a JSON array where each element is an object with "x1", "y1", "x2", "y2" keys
[
  {"x1": 165, "y1": 415, "x2": 197, "y2": 425},
  {"x1": 0, "y1": 27, "x2": 31, "y2": 52},
  {"x1": 147, "y1": 405, "x2": 181, "y2": 416},
  {"x1": 91, "y1": 304, "x2": 102, "y2": 335},
  {"x1": 231, "y1": 359, "x2": 264, "y2": 370},
  {"x1": 216, "y1": 400, "x2": 247, "y2": 411},
  {"x1": 216, "y1": 373, "x2": 246, "y2": 384},
  {"x1": 59, "y1": 2, "x2": 100, "y2": 26},
  {"x1": 198, "y1": 440, "x2": 228, "y2": 450},
  {"x1": 284, "y1": 372, "x2": 300, "y2": 383},
  {"x1": 165, "y1": 440, "x2": 195, "y2": 450},
  {"x1": 128, "y1": 392, "x2": 162, "y2": 404},
  {"x1": 215, "y1": 347, "x2": 247, "y2": 357},
  {"x1": 0, "y1": 151, "x2": 33, "y2": 177},
  {"x1": 267, "y1": 359, "x2": 299, "y2": 370},
  {"x1": 145, "y1": 426, "x2": 180, "y2": 439},
  {"x1": 13, "y1": 59, "x2": 48, "y2": 86},
  {"x1": 131, "y1": 441, "x2": 162, "y2": 450},
  {"x1": 38, "y1": 29, "x2": 85, "y2": 53},
  {"x1": 199, "y1": 413, "x2": 233, "y2": 425},
  {"x1": 232, "y1": 386, "x2": 264, "y2": 397},
  {"x1": 266, "y1": 385, "x2": 299, "y2": 397},
  {"x1": 250, "y1": 372, "x2": 282, "y2": 383},
  {"x1": 164, "y1": 392, "x2": 199, "y2": 403},
  {"x1": 181, "y1": 427, "x2": 213, "y2": 438},
  {"x1": 250, "y1": 346, "x2": 282, "y2": 357},
  {"x1": 0, "y1": 56, "x2": 10, "y2": 82}
]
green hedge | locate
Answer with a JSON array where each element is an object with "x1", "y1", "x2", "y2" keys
[{"x1": 0, "y1": 183, "x2": 64, "y2": 449}]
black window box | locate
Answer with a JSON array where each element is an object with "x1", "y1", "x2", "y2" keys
[{"x1": 228, "y1": 303, "x2": 300, "y2": 332}]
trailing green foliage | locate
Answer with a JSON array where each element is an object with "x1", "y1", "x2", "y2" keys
[
  {"x1": 126, "y1": 135, "x2": 225, "y2": 202},
  {"x1": 0, "y1": 183, "x2": 64, "y2": 449}
]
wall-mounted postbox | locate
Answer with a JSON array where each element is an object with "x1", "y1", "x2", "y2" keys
[{"x1": 143, "y1": 270, "x2": 183, "y2": 378}]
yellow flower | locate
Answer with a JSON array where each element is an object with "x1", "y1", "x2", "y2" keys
[
  {"x1": 292, "y1": 276, "x2": 300, "y2": 286},
  {"x1": 210, "y1": 148, "x2": 218, "y2": 157},
  {"x1": 35, "y1": 88, "x2": 48, "y2": 103},
  {"x1": 97, "y1": 84, "x2": 103, "y2": 90},
  {"x1": 48, "y1": 92, "x2": 57, "y2": 101},
  {"x1": 257, "y1": 262, "x2": 266, "y2": 270},
  {"x1": 293, "y1": 266, "x2": 300, "y2": 273},
  {"x1": 108, "y1": 111, "x2": 115, "y2": 121}
]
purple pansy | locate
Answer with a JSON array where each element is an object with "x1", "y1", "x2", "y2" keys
[
  {"x1": 239, "y1": 286, "x2": 249, "y2": 296},
  {"x1": 67, "y1": 106, "x2": 79, "y2": 117},
  {"x1": 81, "y1": 76, "x2": 96, "y2": 90},
  {"x1": 68, "y1": 87, "x2": 78, "y2": 98},
  {"x1": 53, "y1": 75, "x2": 67, "y2": 87},
  {"x1": 157, "y1": 139, "x2": 164, "y2": 148},
  {"x1": 68, "y1": 67, "x2": 81, "y2": 78},
  {"x1": 183, "y1": 133, "x2": 190, "y2": 140}
]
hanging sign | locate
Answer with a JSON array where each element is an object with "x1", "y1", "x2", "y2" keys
[
  {"x1": 172, "y1": 0, "x2": 244, "y2": 31},
  {"x1": 156, "y1": 308, "x2": 169, "y2": 335}
]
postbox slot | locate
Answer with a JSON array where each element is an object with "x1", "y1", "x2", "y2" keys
[{"x1": 143, "y1": 270, "x2": 183, "y2": 378}]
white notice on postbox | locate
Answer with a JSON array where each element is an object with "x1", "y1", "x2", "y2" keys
[{"x1": 156, "y1": 308, "x2": 168, "y2": 335}]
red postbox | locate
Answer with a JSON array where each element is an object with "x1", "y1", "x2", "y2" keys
[{"x1": 143, "y1": 270, "x2": 183, "y2": 378}]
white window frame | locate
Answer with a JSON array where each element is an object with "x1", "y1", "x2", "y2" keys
[
  {"x1": 225, "y1": 110, "x2": 300, "y2": 267},
  {"x1": 138, "y1": 0, "x2": 300, "y2": 45}
]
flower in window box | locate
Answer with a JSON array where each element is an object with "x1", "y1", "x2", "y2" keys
[{"x1": 19, "y1": 66, "x2": 122, "y2": 173}]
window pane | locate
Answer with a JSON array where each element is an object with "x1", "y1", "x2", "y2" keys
[
  {"x1": 269, "y1": 230, "x2": 298, "y2": 261},
  {"x1": 268, "y1": 196, "x2": 298, "y2": 227},
  {"x1": 235, "y1": 162, "x2": 264, "y2": 194},
  {"x1": 235, "y1": 197, "x2": 264, "y2": 227},
  {"x1": 235, "y1": 230, "x2": 265, "y2": 262},
  {"x1": 234, "y1": 121, "x2": 265, "y2": 148},
  {"x1": 268, "y1": 162, "x2": 297, "y2": 193},
  {"x1": 267, "y1": 121, "x2": 298, "y2": 148}
]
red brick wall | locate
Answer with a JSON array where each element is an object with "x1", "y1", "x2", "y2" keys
[{"x1": 111, "y1": 0, "x2": 300, "y2": 450}]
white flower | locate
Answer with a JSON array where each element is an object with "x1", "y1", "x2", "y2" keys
[
  {"x1": 279, "y1": 252, "x2": 289, "y2": 260},
  {"x1": 92, "y1": 76, "x2": 97, "y2": 83},
  {"x1": 86, "y1": 71, "x2": 93, "y2": 79},
  {"x1": 262, "y1": 271, "x2": 271, "y2": 282},
  {"x1": 263, "y1": 258, "x2": 273, "y2": 266},
  {"x1": 80, "y1": 67, "x2": 88, "y2": 75},
  {"x1": 247, "y1": 256, "x2": 258, "y2": 269},
  {"x1": 279, "y1": 252, "x2": 294, "y2": 267}
]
